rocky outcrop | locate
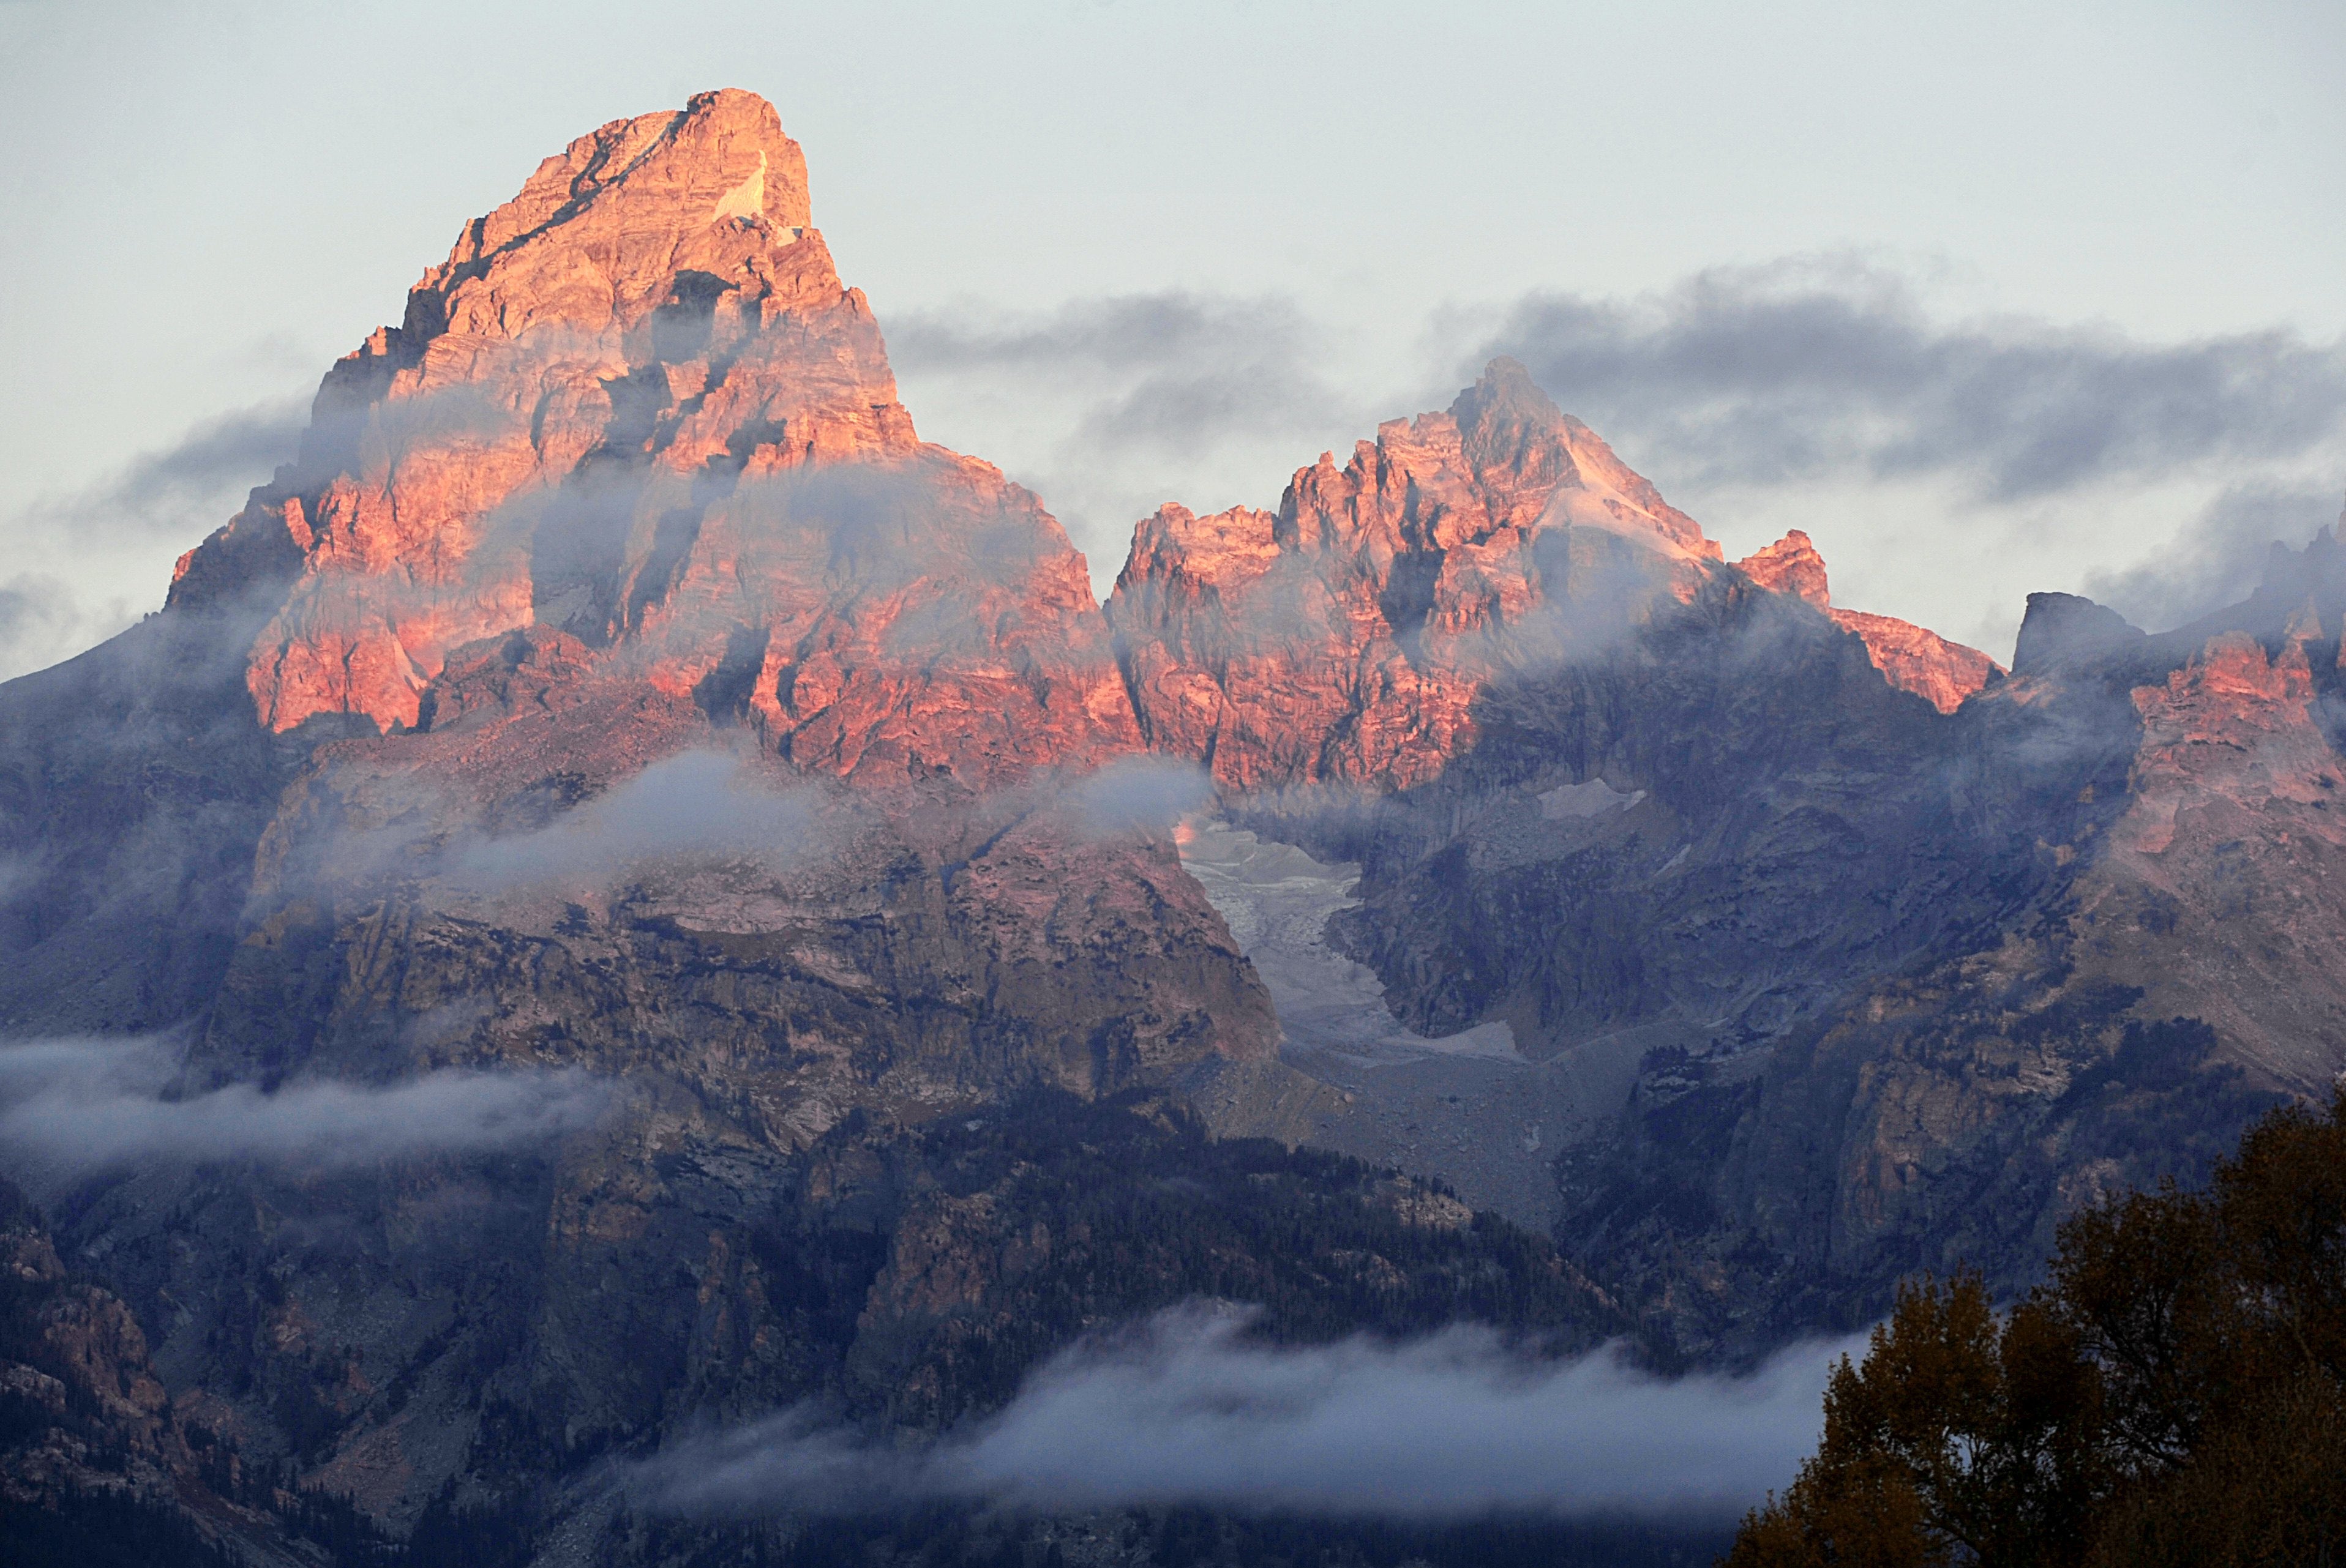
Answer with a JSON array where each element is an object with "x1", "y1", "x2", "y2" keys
[
  {"x1": 1733, "y1": 528, "x2": 2001, "y2": 714},
  {"x1": 1824, "y1": 609, "x2": 2001, "y2": 715},
  {"x1": 1733, "y1": 528, "x2": 1833, "y2": 608},
  {"x1": 1, "y1": 1181, "x2": 182, "y2": 1506},
  {"x1": 1532, "y1": 546, "x2": 2346, "y2": 1355},
  {"x1": 0, "y1": 1179, "x2": 315, "y2": 1565},
  {"x1": 1106, "y1": 359, "x2": 1722, "y2": 791},
  {"x1": 2080, "y1": 622, "x2": 2346, "y2": 1085}
]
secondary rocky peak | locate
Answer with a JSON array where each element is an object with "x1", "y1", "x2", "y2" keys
[
  {"x1": 1108, "y1": 363, "x2": 1733, "y2": 788},
  {"x1": 1734, "y1": 528, "x2": 1999, "y2": 713},
  {"x1": 2012, "y1": 592, "x2": 2148, "y2": 678},
  {"x1": 1441, "y1": 357, "x2": 1714, "y2": 559},
  {"x1": 1445, "y1": 356, "x2": 1581, "y2": 532},
  {"x1": 1825, "y1": 609, "x2": 2001, "y2": 714},
  {"x1": 1735, "y1": 529, "x2": 1831, "y2": 607}
]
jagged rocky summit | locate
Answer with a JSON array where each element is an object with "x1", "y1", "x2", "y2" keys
[
  {"x1": 2, "y1": 84, "x2": 2344, "y2": 1559},
  {"x1": 1105, "y1": 361, "x2": 1998, "y2": 791},
  {"x1": 168, "y1": 89, "x2": 1134, "y2": 780}
]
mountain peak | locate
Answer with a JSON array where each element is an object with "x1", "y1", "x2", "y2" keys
[
  {"x1": 1452, "y1": 355, "x2": 1565, "y2": 433},
  {"x1": 1735, "y1": 529, "x2": 1831, "y2": 607},
  {"x1": 403, "y1": 88, "x2": 815, "y2": 352},
  {"x1": 159, "y1": 92, "x2": 1145, "y2": 782},
  {"x1": 1736, "y1": 529, "x2": 2000, "y2": 712},
  {"x1": 2013, "y1": 591, "x2": 2147, "y2": 677}
]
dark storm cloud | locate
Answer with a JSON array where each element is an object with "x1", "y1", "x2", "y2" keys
[
  {"x1": 1473, "y1": 263, "x2": 2346, "y2": 502},
  {"x1": 634, "y1": 1304, "x2": 1850, "y2": 1520},
  {"x1": 0, "y1": 1037, "x2": 610, "y2": 1175}
]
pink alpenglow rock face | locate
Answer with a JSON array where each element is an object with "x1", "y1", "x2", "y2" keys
[
  {"x1": 1733, "y1": 528, "x2": 1832, "y2": 608},
  {"x1": 1734, "y1": 528, "x2": 2001, "y2": 714},
  {"x1": 168, "y1": 89, "x2": 1133, "y2": 788},
  {"x1": 1106, "y1": 358, "x2": 1728, "y2": 791}
]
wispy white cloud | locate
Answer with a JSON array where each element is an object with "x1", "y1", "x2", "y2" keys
[
  {"x1": 0, "y1": 1037, "x2": 610, "y2": 1176},
  {"x1": 635, "y1": 1303, "x2": 1851, "y2": 1520},
  {"x1": 1051, "y1": 755, "x2": 1215, "y2": 838},
  {"x1": 444, "y1": 749, "x2": 821, "y2": 892}
]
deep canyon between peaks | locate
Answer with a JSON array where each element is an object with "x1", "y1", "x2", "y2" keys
[{"x1": 3, "y1": 86, "x2": 2345, "y2": 1566}]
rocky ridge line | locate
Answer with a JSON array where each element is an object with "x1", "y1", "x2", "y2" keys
[{"x1": 1734, "y1": 527, "x2": 2002, "y2": 714}]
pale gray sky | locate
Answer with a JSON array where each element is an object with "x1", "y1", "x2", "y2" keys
[{"x1": 2, "y1": 0, "x2": 2341, "y2": 679}]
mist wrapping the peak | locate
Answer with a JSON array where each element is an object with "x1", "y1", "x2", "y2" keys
[{"x1": 446, "y1": 749, "x2": 824, "y2": 892}]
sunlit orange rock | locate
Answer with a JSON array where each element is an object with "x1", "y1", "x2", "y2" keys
[
  {"x1": 168, "y1": 89, "x2": 1133, "y2": 786},
  {"x1": 1734, "y1": 528, "x2": 2000, "y2": 714},
  {"x1": 1107, "y1": 359, "x2": 1725, "y2": 790},
  {"x1": 2061, "y1": 614, "x2": 2346, "y2": 1087},
  {"x1": 1734, "y1": 528, "x2": 1831, "y2": 608}
]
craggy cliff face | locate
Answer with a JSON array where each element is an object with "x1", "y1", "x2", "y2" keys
[
  {"x1": 170, "y1": 89, "x2": 1134, "y2": 784},
  {"x1": 1733, "y1": 527, "x2": 2001, "y2": 715},
  {"x1": 1105, "y1": 360, "x2": 1723, "y2": 792},
  {"x1": 1103, "y1": 371, "x2": 1995, "y2": 794},
  {"x1": 2, "y1": 84, "x2": 2343, "y2": 1557},
  {"x1": 0, "y1": 92, "x2": 1312, "y2": 1541}
]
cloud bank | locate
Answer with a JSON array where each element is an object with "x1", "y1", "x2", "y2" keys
[
  {"x1": 896, "y1": 269, "x2": 2346, "y2": 518},
  {"x1": 635, "y1": 1304, "x2": 1850, "y2": 1521},
  {"x1": 890, "y1": 266, "x2": 2344, "y2": 651},
  {"x1": 2080, "y1": 482, "x2": 2346, "y2": 634},
  {"x1": 0, "y1": 1037, "x2": 610, "y2": 1176},
  {"x1": 1473, "y1": 261, "x2": 2346, "y2": 503}
]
